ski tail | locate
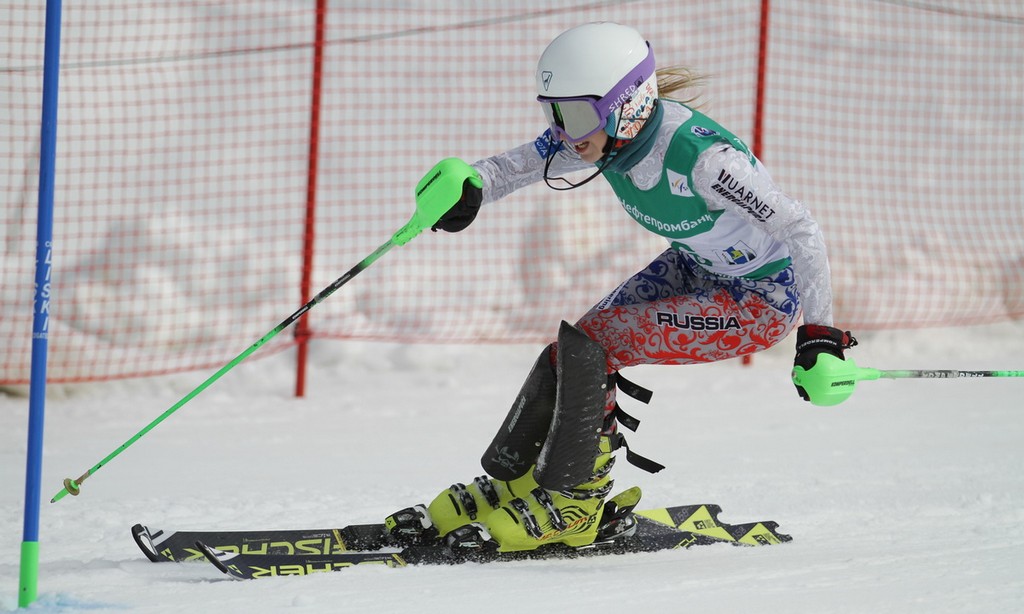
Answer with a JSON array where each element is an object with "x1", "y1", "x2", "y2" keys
[{"x1": 637, "y1": 504, "x2": 792, "y2": 546}]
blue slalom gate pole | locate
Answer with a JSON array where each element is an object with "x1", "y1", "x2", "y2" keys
[{"x1": 20, "y1": 0, "x2": 63, "y2": 607}]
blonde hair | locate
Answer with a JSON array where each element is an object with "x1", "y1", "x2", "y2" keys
[{"x1": 656, "y1": 66, "x2": 707, "y2": 108}]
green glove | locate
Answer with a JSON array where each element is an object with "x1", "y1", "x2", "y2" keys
[
  {"x1": 791, "y1": 324, "x2": 859, "y2": 406},
  {"x1": 413, "y1": 158, "x2": 483, "y2": 233},
  {"x1": 391, "y1": 158, "x2": 483, "y2": 246}
]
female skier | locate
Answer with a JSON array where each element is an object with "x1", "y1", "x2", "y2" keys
[{"x1": 386, "y1": 22, "x2": 858, "y2": 553}]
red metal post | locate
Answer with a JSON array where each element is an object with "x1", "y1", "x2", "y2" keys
[
  {"x1": 295, "y1": 0, "x2": 328, "y2": 396},
  {"x1": 745, "y1": 0, "x2": 771, "y2": 366},
  {"x1": 753, "y1": 0, "x2": 771, "y2": 160}
]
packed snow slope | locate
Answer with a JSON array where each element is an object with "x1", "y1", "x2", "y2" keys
[{"x1": 2, "y1": 322, "x2": 1023, "y2": 613}]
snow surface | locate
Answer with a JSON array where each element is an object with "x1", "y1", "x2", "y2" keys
[{"x1": 2, "y1": 322, "x2": 1023, "y2": 613}]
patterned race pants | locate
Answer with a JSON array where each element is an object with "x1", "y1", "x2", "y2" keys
[
  {"x1": 570, "y1": 248, "x2": 802, "y2": 427},
  {"x1": 577, "y1": 248, "x2": 801, "y2": 370}
]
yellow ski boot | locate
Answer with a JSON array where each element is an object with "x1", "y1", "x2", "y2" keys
[{"x1": 483, "y1": 435, "x2": 618, "y2": 552}]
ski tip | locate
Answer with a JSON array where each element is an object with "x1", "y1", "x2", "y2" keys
[
  {"x1": 196, "y1": 541, "x2": 244, "y2": 579},
  {"x1": 196, "y1": 541, "x2": 227, "y2": 572},
  {"x1": 131, "y1": 524, "x2": 162, "y2": 563}
]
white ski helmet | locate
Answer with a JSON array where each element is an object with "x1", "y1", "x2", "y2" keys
[{"x1": 536, "y1": 22, "x2": 658, "y2": 143}]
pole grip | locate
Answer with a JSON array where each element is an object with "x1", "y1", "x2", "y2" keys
[{"x1": 393, "y1": 158, "x2": 480, "y2": 245}]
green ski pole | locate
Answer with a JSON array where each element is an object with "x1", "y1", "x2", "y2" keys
[
  {"x1": 52, "y1": 158, "x2": 480, "y2": 503},
  {"x1": 792, "y1": 354, "x2": 1024, "y2": 407},
  {"x1": 852, "y1": 369, "x2": 1024, "y2": 380}
]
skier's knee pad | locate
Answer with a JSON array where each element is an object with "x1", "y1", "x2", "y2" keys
[
  {"x1": 480, "y1": 343, "x2": 557, "y2": 480},
  {"x1": 534, "y1": 322, "x2": 608, "y2": 491},
  {"x1": 480, "y1": 321, "x2": 609, "y2": 489}
]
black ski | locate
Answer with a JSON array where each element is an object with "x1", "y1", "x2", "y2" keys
[
  {"x1": 132, "y1": 503, "x2": 745, "y2": 563},
  {"x1": 131, "y1": 522, "x2": 389, "y2": 563},
  {"x1": 137, "y1": 504, "x2": 791, "y2": 579}
]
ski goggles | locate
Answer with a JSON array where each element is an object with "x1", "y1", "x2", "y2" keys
[{"x1": 537, "y1": 48, "x2": 655, "y2": 143}]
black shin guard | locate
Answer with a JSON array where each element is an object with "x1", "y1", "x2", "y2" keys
[
  {"x1": 480, "y1": 343, "x2": 558, "y2": 480},
  {"x1": 534, "y1": 322, "x2": 608, "y2": 492}
]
